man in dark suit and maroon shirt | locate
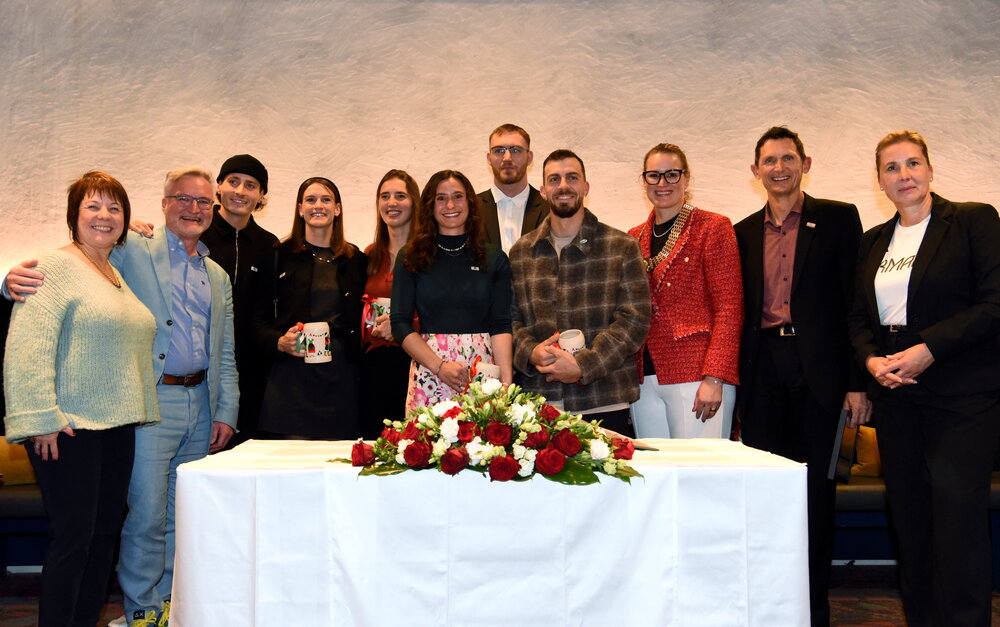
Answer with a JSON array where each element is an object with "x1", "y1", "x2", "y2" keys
[
  {"x1": 734, "y1": 126, "x2": 871, "y2": 627},
  {"x1": 477, "y1": 123, "x2": 549, "y2": 254}
]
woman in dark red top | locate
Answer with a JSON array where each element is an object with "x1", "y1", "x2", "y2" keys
[
  {"x1": 628, "y1": 143, "x2": 743, "y2": 438},
  {"x1": 360, "y1": 170, "x2": 419, "y2": 437}
]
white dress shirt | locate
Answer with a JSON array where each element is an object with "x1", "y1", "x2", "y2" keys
[{"x1": 492, "y1": 184, "x2": 531, "y2": 253}]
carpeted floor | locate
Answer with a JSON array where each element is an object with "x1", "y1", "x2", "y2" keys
[{"x1": 2, "y1": 565, "x2": 1000, "y2": 625}]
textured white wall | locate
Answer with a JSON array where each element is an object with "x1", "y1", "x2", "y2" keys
[{"x1": 2, "y1": 0, "x2": 998, "y2": 269}]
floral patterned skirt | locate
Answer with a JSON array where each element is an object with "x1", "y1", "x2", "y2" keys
[{"x1": 405, "y1": 332, "x2": 494, "y2": 412}]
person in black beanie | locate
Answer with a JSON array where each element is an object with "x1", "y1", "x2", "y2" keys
[{"x1": 201, "y1": 154, "x2": 278, "y2": 444}]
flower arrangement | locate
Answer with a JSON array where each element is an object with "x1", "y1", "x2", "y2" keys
[{"x1": 338, "y1": 379, "x2": 640, "y2": 485}]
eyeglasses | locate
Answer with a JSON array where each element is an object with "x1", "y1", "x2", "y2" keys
[
  {"x1": 489, "y1": 146, "x2": 526, "y2": 157},
  {"x1": 167, "y1": 194, "x2": 214, "y2": 209},
  {"x1": 642, "y1": 169, "x2": 686, "y2": 185}
]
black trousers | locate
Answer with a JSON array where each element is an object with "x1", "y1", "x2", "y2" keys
[
  {"x1": 27, "y1": 424, "x2": 135, "y2": 627},
  {"x1": 586, "y1": 407, "x2": 635, "y2": 438},
  {"x1": 876, "y1": 384, "x2": 1000, "y2": 627},
  {"x1": 740, "y1": 333, "x2": 838, "y2": 627},
  {"x1": 360, "y1": 345, "x2": 412, "y2": 439}
]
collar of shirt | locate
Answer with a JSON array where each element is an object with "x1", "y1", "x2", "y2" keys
[
  {"x1": 763, "y1": 195, "x2": 804, "y2": 228},
  {"x1": 165, "y1": 225, "x2": 210, "y2": 264},
  {"x1": 531, "y1": 208, "x2": 598, "y2": 256},
  {"x1": 491, "y1": 184, "x2": 530, "y2": 208}
]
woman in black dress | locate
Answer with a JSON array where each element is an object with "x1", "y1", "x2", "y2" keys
[{"x1": 254, "y1": 177, "x2": 367, "y2": 439}]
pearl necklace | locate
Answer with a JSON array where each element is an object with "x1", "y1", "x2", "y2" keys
[{"x1": 437, "y1": 241, "x2": 467, "y2": 256}]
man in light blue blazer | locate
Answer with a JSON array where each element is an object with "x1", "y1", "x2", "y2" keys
[{"x1": 112, "y1": 168, "x2": 238, "y2": 627}]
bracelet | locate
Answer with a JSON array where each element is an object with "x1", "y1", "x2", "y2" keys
[
  {"x1": 434, "y1": 359, "x2": 447, "y2": 376},
  {"x1": 704, "y1": 376, "x2": 723, "y2": 386}
]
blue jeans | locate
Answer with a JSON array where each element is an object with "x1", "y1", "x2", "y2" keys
[{"x1": 118, "y1": 382, "x2": 212, "y2": 618}]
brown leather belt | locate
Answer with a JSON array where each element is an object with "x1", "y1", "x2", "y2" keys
[{"x1": 160, "y1": 370, "x2": 206, "y2": 387}]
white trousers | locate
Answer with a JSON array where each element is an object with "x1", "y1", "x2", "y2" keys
[{"x1": 631, "y1": 378, "x2": 736, "y2": 439}]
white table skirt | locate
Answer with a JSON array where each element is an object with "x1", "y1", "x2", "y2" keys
[{"x1": 171, "y1": 439, "x2": 808, "y2": 627}]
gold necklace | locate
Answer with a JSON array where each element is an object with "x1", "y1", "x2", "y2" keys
[
  {"x1": 641, "y1": 204, "x2": 693, "y2": 272},
  {"x1": 74, "y1": 242, "x2": 121, "y2": 288}
]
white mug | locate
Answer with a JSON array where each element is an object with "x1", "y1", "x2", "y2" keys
[
  {"x1": 475, "y1": 362, "x2": 502, "y2": 381},
  {"x1": 373, "y1": 297, "x2": 391, "y2": 318},
  {"x1": 559, "y1": 329, "x2": 585, "y2": 354},
  {"x1": 300, "y1": 321, "x2": 332, "y2": 364}
]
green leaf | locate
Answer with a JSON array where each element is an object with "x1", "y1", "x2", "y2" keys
[
  {"x1": 359, "y1": 463, "x2": 409, "y2": 476},
  {"x1": 544, "y1": 457, "x2": 600, "y2": 485},
  {"x1": 328, "y1": 457, "x2": 353, "y2": 464}
]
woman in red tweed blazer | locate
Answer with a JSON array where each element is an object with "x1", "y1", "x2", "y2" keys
[{"x1": 628, "y1": 143, "x2": 743, "y2": 438}]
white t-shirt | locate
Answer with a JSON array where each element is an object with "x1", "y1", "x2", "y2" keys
[{"x1": 875, "y1": 214, "x2": 930, "y2": 325}]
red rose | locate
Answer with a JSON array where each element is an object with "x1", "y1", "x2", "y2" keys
[
  {"x1": 488, "y1": 455, "x2": 520, "y2": 481},
  {"x1": 381, "y1": 427, "x2": 402, "y2": 446},
  {"x1": 440, "y1": 447, "x2": 470, "y2": 475},
  {"x1": 612, "y1": 437, "x2": 635, "y2": 460},
  {"x1": 443, "y1": 406, "x2": 463, "y2": 419},
  {"x1": 551, "y1": 429, "x2": 582, "y2": 457},
  {"x1": 524, "y1": 426, "x2": 549, "y2": 449},
  {"x1": 540, "y1": 404, "x2": 562, "y2": 422},
  {"x1": 485, "y1": 421, "x2": 513, "y2": 446},
  {"x1": 401, "y1": 420, "x2": 423, "y2": 442},
  {"x1": 457, "y1": 421, "x2": 480, "y2": 444},
  {"x1": 403, "y1": 441, "x2": 432, "y2": 468},
  {"x1": 535, "y1": 446, "x2": 566, "y2": 476},
  {"x1": 351, "y1": 440, "x2": 375, "y2": 466}
]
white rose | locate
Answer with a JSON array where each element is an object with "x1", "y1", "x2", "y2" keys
[
  {"x1": 467, "y1": 437, "x2": 486, "y2": 466},
  {"x1": 590, "y1": 439, "x2": 611, "y2": 461},
  {"x1": 432, "y1": 438, "x2": 449, "y2": 458},
  {"x1": 507, "y1": 402, "x2": 534, "y2": 425},
  {"x1": 440, "y1": 417, "x2": 460, "y2": 442},
  {"x1": 518, "y1": 458, "x2": 535, "y2": 477},
  {"x1": 512, "y1": 443, "x2": 527, "y2": 460},
  {"x1": 396, "y1": 439, "x2": 414, "y2": 465},
  {"x1": 480, "y1": 377, "x2": 503, "y2": 396},
  {"x1": 431, "y1": 399, "x2": 462, "y2": 418}
]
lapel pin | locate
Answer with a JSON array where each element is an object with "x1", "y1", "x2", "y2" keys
[
  {"x1": 471, "y1": 265, "x2": 480, "y2": 271},
  {"x1": 806, "y1": 222, "x2": 816, "y2": 228}
]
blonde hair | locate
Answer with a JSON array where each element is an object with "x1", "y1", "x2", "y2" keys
[{"x1": 875, "y1": 130, "x2": 930, "y2": 172}]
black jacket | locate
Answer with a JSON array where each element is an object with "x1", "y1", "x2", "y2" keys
[
  {"x1": 735, "y1": 193, "x2": 865, "y2": 414},
  {"x1": 848, "y1": 193, "x2": 1000, "y2": 397}
]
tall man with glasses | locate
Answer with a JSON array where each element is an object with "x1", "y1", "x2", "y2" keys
[
  {"x1": 3, "y1": 168, "x2": 239, "y2": 627},
  {"x1": 734, "y1": 127, "x2": 869, "y2": 627},
  {"x1": 509, "y1": 149, "x2": 649, "y2": 435},
  {"x1": 478, "y1": 123, "x2": 549, "y2": 253}
]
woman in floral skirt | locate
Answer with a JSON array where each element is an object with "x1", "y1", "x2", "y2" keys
[{"x1": 390, "y1": 170, "x2": 513, "y2": 410}]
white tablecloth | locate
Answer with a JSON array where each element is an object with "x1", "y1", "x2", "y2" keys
[{"x1": 171, "y1": 439, "x2": 808, "y2": 626}]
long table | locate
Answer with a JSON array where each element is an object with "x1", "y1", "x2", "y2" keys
[{"x1": 171, "y1": 439, "x2": 808, "y2": 626}]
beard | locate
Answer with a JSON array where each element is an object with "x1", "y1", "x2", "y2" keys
[
  {"x1": 492, "y1": 163, "x2": 527, "y2": 186},
  {"x1": 548, "y1": 190, "x2": 584, "y2": 218}
]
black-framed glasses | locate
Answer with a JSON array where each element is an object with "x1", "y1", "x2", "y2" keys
[
  {"x1": 489, "y1": 145, "x2": 525, "y2": 157},
  {"x1": 642, "y1": 169, "x2": 685, "y2": 185},
  {"x1": 167, "y1": 194, "x2": 214, "y2": 209}
]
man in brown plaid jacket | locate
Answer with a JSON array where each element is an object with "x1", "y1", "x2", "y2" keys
[{"x1": 509, "y1": 149, "x2": 650, "y2": 437}]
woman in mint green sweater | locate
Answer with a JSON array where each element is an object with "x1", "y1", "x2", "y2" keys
[{"x1": 3, "y1": 171, "x2": 159, "y2": 627}]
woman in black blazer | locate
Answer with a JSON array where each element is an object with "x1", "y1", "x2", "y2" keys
[
  {"x1": 848, "y1": 131, "x2": 1000, "y2": 627},
  {"x1": 254, "y1": 177, "x2": 367, "y2": 439}
]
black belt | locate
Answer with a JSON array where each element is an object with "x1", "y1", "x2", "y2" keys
[
  {"x1": 160, "y1": 370, "x2": 206, "y2": 387},
  {"x1": 762, "y1": 323, "x2": 797, "y2": 337},
  {"x1": 881, "y1": 324, "x2": 908, "y2": 334}
]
